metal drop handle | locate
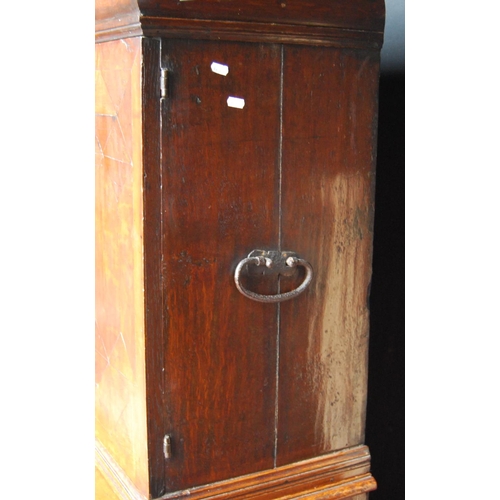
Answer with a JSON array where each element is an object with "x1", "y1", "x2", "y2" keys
[{"x1": 234, "y1": 250, "x2": 313, "y2": 303}]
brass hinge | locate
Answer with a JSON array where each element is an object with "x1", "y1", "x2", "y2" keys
[
  {"x1": 163, "y1": 435, "x2": 172, "y2": 459},
  {"x1": 160, "y1": 68, "x2": 168, "y2": 99}
]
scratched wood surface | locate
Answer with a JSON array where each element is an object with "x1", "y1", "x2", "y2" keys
[
  {"x1": 95, "y1": 36, "x2": 149, "y2": 497},
  {"x1": 277, "y1": 46, "x2": 380, "y2": 466},
  {"x1": 159, "y1": 39, "x2": 282, "y2": 493}
]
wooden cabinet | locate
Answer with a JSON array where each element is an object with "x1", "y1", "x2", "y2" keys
[{"x1": 95, "y1": 2, "x2": 385, "y2": 499}]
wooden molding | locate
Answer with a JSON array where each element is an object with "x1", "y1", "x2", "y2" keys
[
  {"x1": 135, "y1": 0, "x2": 384, "y2": 32},
  {"x1": 95, "y1": 22, "x2": 143, "y2": 43},
  {"x1": 140, "y1": 17, "x2": 383, "y2": 50},
  {"x1": 96, "y1": 17, "x2": 382, "y2": 49},
  {"x1": 95, "y1": 440, "x2": 147, "y2": 500},
  {"x1": 96, "y1": 0, "x2": 384, "y2": 47},
  {"x1": 96, "y1": 438, "x2": 375, "y2": 499},
  {"x1": 95, "y1": 1, "x2": 142, "y2": 43},
  {"x1": 158, "y1": 445, "x2": 376, "y2": 500}
]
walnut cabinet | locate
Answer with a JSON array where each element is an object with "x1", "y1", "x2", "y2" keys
[{"x1": 95, "y1": 2, "x2": 385, "y2": 498}]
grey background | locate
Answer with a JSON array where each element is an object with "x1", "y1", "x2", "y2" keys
[{"x1": 381, "y1": 0, "x2": 405, "y2": 73}]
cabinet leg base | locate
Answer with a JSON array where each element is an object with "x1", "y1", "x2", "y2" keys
[
  {"x1": 96, "y1": 439, "x2": 375, "y2": 500},
  {"x1": 160, "y1": 445, "x2": 376, "y2": 500}
]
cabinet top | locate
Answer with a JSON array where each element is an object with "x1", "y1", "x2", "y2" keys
[{"x1": 96, "y1": 0, "x2": 385, "y2": 49}]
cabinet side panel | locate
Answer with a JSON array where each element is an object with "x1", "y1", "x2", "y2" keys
[
  {"x1": 278, "y1": 46, "x2": 380, "y2": 465},
  {"x1": 95, "y1": 37, "x2": 149, "y2": 496}
]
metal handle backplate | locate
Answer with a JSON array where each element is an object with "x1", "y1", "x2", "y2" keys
[{"x1": 234, "y1": 250, "x2": 313, "y2": 303}]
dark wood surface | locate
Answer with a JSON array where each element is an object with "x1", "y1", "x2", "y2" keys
[
  {"x1": 151, "y1": 39, "x2": 381, "y2": 495},
  {"x1": 159, "y1": 445, "x2": 375, "y2": 500},
  {"x1": 139, "y1": 0, "x2": 384, "y2": 32},
  {"x1": 277, "y1": 46, "x2": 381, "y2": 465},
  {"x1": 95, "y1": 0, "x2": 384, "y2": 31},
  {"x1": 96, "y1": 3, "x2": 385, "y2": 498},
  {"x1": 96, "y1": 0, "x2": 384, "y2": 46},
  {"x1": 142, "y1": 37, "x2": 166, "y2": 498},
  {"x1": 140, "y1": 17, "x2": 383, "y2": 50},
  {"x1": 159, "y1": 39, "x2": 282, "y2": 493}
]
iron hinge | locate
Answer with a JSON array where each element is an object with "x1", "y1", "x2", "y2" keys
[
  {"x1": 160, "y1": 68, "x2": 168, "y2": 99},
  {"x1": 163, "y1": 435, "x2": 172, "y2": 459}
]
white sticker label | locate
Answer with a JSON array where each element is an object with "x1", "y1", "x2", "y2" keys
[
  {"x1": 227, "y1": 96, "x2": 245, "y2": 109},
  {"x1": 211, "y1": 62, "x2": 229, "y2": 76}
]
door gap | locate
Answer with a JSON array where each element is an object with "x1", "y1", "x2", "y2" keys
[{"x1": 273, "y1": 44, "x2": 285, "y2": 468}]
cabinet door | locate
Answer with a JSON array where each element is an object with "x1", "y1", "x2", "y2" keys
[
  {"x1": 160, "y1": 39, "x2": 282, "y2": 492},
  {"x1": 156, "y1": 39, "x2": 379, "y2": 495}
]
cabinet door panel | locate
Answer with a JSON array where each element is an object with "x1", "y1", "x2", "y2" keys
[
  {"x1": 278, "y1": 46, "x2": 380, "y2": 465},
  {"x1": 161, "y1": 39, "x2": 281, "y2": 492}
]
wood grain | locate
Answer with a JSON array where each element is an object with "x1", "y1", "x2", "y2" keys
[
  {"x1": 96, "y1": 466, "x2": 123, "y2": 500},
  {"x1": 141, "y1": 37, "x2": 167, "y2": 498},
  {"x1": 277, "y1": 46, "x2": 381, "y2": 465},
  {"x1": 96, "y1": 439, "x2": 147, "y2": 500},
  {"x1": 95, "y1": 0, "x2": 384, "y2": 46},
  {"x1": 140, "y1": 17, "x2": 383, "y2": 50},
  {"x1": 96, "y1": 1, "x2": 384, "y2": 495},
  {"x1": 158, "y1": 445, "x2": 375, "y2": 500},
  {"x1": 159, "y1": 39, "x2": 281, "y2": 493},
  {"x1": 95, "y1": 0, "x2": 141, "y2": 41},
  {"x1": 139, "y1": 0, "x2": 385, "y2": 32},
  {"x1": 95, "y1": 36, "x2": 150, "y2": 497}
]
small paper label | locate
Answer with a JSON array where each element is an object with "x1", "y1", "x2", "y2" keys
[
  {"x1": 211, "y1": 62, "x2": 229, "y2": 76},
  {"x1": 227, "y1": 96, "x2": 245, "y2": 109}
]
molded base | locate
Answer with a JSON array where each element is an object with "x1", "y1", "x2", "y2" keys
[{"x1": 96, "y1": 440, "x2": 376, "y2": 500}]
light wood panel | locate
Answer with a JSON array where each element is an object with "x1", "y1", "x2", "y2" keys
[
  {"x1": 96, "y1": 467, "x2": 122, "y2": 500},
  {"x1": 95, "y1": 36, "x2": 149, "y2": 497}
]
